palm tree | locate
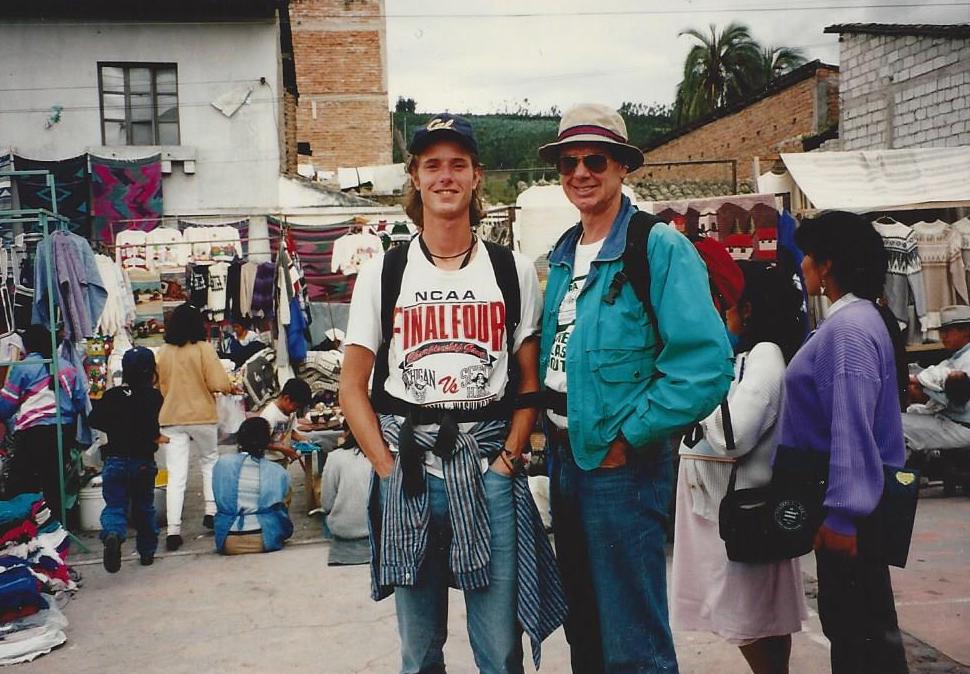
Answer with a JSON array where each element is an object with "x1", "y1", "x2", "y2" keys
[
  {"x1": 750, "y1": 46, "x2": 808, "y2": 91},
  {"x1": 673, "y1": 22, "x2": 762, "y2": 125}
]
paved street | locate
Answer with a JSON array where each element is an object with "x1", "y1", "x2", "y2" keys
[{"x1": 21, "y1": 484, "x2": 970, "y2": 673}]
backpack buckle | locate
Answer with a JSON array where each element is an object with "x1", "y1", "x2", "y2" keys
[{"x1": 603, "y1": 271, "x2": 628, "y2": 305}]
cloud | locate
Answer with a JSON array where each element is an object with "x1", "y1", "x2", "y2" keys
[{"x1": 386, "y1": 0, "x2": 970, "y2": 113}]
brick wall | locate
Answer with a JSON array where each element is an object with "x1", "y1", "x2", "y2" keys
[
  {"x1": 837, "y1": 33, "x2": 970, "y2": 149},
  {"x1": 290, "y1": 0, "x2": 392, "y2": 171},
  {"x1": 282, "y1": 90, "x2": 298, "y2": 174},
  {"x1": 637, "y1": 66, "x2": 839, "y2": 185}
]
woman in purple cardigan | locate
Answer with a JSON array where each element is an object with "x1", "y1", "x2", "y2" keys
[{"x1": 780, "y1": 211, "x2": 909, "y2": 674}]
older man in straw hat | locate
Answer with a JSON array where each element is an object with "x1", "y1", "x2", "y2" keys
[
  {"x1": 536, "y1": 104, "x2": 734, "y2": 673},
  {"x1": 903, "y1": 304, "x2": 970, "y2": 454}
]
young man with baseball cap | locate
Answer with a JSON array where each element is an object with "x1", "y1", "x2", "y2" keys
[
  {"x1": 340, "y1": 114, "x2": 566, "y2": 674},
  {"x1": 537, "y1": 103, "x2": 734, "y2": 673}
]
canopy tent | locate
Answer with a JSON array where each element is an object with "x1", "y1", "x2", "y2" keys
[
  {"x1": 513, "y1": 184, "x2": 640, "y2": 260},
  {"x1": 780, "y1": 147, "x2": 970, "y2": 212}
]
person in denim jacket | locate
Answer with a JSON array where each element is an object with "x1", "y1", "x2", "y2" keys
[{"x1": 537, "y1": 104, "x2": 734, "y2": 674}]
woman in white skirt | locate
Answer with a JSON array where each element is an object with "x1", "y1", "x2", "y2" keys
[{"x1": 671, "y1": 260, "x2": 808, "y2": 674}]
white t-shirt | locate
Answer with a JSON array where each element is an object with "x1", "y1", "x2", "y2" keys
[
  {"x1": 0, "y1": 333, "x2": 24, "y2": 364},
  {"x1": 146, "y1": 227, "x2": 189, "y2": 269},
  {"x1": 544, "y1": 239, "x2": 603, "y2": 429},
  {"x1": 260, "y1": 401, "x2": 295, "y2": 463},
  {"x1": 331, "y1": 231, "x2": 385, "y2": 276},
  {"x1": 115, "y1": 230, "x2": 148, "y2": 269},
  {"x1": 212, "y1": 226, "x2": 243, "y2": 262},
  {"x1": 346, "y1": 241, "x2": 541, "y2": 474},
  {"x1": 183, "y1": 227, "x2": 216, "y2": 263},
  {"x1": 208, "y1": 262, "x2": 229, "y2": 322}
]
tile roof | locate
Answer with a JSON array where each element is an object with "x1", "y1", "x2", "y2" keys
[{"x1": 824, "y1": 23, "x2": 970, "y2": 38}]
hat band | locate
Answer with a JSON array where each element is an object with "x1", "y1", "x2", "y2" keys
[{"x1": 558, "y1": 125, "x2": 628, "y2": 144}]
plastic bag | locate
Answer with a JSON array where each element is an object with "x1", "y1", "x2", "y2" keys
[{"x1": 217, "y1": 394, "x2": 246, "y2": 436}]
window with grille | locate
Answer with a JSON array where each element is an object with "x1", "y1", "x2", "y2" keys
[{"x1": 98, "y1": 63, "x2": 180, "y2": 146}]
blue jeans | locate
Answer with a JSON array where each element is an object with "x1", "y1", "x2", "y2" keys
[
  {"x1": 100, "y1": 457, "x2": 158, "y2": 557},
  {"x1": 392, "y1": 470, "x2": 523, "y2": 674},
  {"x1": 550, "y1": 439, "x2": 679, "y2": 674}
]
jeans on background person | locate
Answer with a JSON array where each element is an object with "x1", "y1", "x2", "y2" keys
[
  {"x1": 8, "y1": 424, "x2": 76, "y2": 522},
  {"x1": 392, "y1": 469, "x2": 523, "y2": 674},
  {"x1": 816, "y1": 540, "x2": 909, "y2": 674},
  {"x1": 99, "y1": 456, "x2": 158, "y2": 557},
  {"x1": 550, "y1": 436, "x2": 679, "y2": 674},
  {"x1": 160, "y1": 423, "x2": 218, "y2": 535}
]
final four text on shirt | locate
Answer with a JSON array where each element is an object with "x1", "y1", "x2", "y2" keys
[{"x1": 393, "y1": 291, "x2": 508, "y2": 353}]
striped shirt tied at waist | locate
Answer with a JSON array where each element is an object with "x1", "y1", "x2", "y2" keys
[{"x1": 369, "y1": 415, "x2": 568, "y2": 668}]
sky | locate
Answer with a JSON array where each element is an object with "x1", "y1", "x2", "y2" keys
[{"x1": 384, "y1": 0, "x2": 970, "y2": 114}]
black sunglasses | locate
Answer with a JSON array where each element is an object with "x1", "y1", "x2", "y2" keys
[{"x1": 556, "y1": 153, "x2": 610, "y2": 175}]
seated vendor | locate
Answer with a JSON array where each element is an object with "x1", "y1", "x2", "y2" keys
[
  {"x1": 212, "y1": 417, "x2": 293, "y2": 555},
  {"x1": 219, "y1": 318, "x2": 265, "y2": 367},
  {"x1": 259, "y1": 378, "x2": 312, "y2": 464},
  {"x1": 903, "y1": 304, "x2": 970, "y2": 453},
  {"x1": 320, "y1": 439, "x2": 371, "y2": 566}
]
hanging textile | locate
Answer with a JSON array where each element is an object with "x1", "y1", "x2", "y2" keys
[
  {"x1": 267, "y1": 216, "x2": 355, "y2": 302},
  {"x1": 89, "y1": 154, "x2": 163, "y2": 242},
  {"x1": 873, "y1": 219, "x2": 928, "y2": 334},
  {"x1": 913, "y1": 219, "x2": 969, "y2": 333},
  {"x1": 12, "y1": 155, "x2": 89, "y2": 238},
  {"x1": 32, "y1": 231, "x2": 107, "y2": 341},
  {"x1": 0, "y1": 152, "x2": 13, "y2": 211},
  {"x1": 177, "y1": 219, "x2": 249, "y2": 262}
]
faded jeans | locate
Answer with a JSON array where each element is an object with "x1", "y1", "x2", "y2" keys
[
  {"x1": 391, "y1": 470, "x2": 523, "y2": 674},
  {"x1": 99, "y1": 456, "x2": 158, "y2": 556},
  {"x1": 550, "y1": 438, "x2": 679, "y2": 674},
  {"x1": 160, "y1": 423, "x2": 218, "y2": 535}
]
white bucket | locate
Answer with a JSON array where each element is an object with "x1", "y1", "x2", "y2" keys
[
  {"x1": 77, "y1": 478, "x2": 167, "y2": 531},
  {"x1": 78, "y1": 479, "x2": 105, "y2": 531}
]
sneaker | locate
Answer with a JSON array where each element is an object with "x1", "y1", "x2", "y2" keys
[
  {"x1": 140, "y1": 552, "x2": 154, "y2": 566},
  {"x1": 103, "y1": 534, "x2": 122, "y2": 573},
  {"x1": 165, "y1": 534, "x2": 183, "y2": 551},
  {"x1": 202, "y1": 515, "x2": 214, "y2": 530}
]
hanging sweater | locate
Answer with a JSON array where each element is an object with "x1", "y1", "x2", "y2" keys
[
  {"x1": 952, "y1": 217, "x2": 970, "y2": 293},
  {"x1": 778, "y1": 299, "x2": 905, "y2": 536},
  {"x1": 874, "y1": 221, "x2": 927, "y2": 330},
  {"x1": 156, "y1": 341, "x2": 233, "y2": 426},
  {"x1": 912, "y1": 220, "x2": 968, "y2": 330}
]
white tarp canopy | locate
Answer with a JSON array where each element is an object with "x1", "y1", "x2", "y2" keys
[
  {"x1": 780, "y1": 147, "x2": 970, "y2": 211},
  {"x1": 514, "y1": 184, "x2": 640, "y2": 260}
]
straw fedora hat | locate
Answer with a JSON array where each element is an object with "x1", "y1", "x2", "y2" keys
[{"x1": 538, "y1": 103, "x2": 644, "y2": 170}]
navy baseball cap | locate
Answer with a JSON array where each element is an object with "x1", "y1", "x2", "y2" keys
[
  {"x1": 122, "y1": 346, "x2": 156, "y2": 376},
  {"x1": 408, "y1": 113, "x2": 479, "y2": 157}
]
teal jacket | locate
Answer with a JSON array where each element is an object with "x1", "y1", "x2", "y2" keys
[{"x1": 539, "y1": 196, "x2": 734, "y2": 470}]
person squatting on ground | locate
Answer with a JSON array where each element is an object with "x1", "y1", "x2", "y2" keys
[
  {"x1": 340, "y1": 113, "x2": 566, "y2": 674},
  {"x1": 781, "y1": 211, "x2": 910, "y2": 674},
  {"x1": 260, "y1": 377, "x2": 313, "y2": 465},
  {"x1": 536, "y1": 103, "x2": 734, "y2": 674},
  {"x1": 0, "y1": 324, "x2": 88, "y2": 522},
  {"x1": 156, "y1": 303, "x2": 233, "y2": 552},
  {"x1": 212, "y1": 416, "x2": 293, "y2": 555},
  {"x1": 90, "y1": 347, "x2": 166, "y2": 572},
  {"x1": 901, "y1": 304, "x2": 970, "y2": 454},
  {"x1": 671, "y1": 261, "x2": 807, "y2": 674}
]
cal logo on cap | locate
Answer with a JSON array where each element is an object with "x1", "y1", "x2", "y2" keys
[{"x1": 427, "y1": 118, "x2": 455, "y2": 131}]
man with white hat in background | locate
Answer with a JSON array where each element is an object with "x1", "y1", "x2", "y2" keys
[
  {"x1": 903, "y1": 304, "x2": 970, "y2": 453},
  {"x1": 536, "y1": 104, "x2": 734, "y2": 673}
]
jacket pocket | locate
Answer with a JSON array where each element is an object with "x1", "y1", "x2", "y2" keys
[{"x1": 592, "y1": 348, "x2": 653, "y2": 383}]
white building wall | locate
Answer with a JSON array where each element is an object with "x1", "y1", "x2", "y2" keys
[
  {"x1": 0, "y1": 20, "x2": 284, "y2": 215},
  {"x1": 838, "y1": 32, "x2": 970, "y2": 150}
]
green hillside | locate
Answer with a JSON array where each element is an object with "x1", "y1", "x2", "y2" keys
[{"x1": 392, "y1": 105, "x2": 673, "y2": 203}]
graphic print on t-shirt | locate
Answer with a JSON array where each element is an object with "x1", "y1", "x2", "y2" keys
[
  {"x1": 546, "y1": 274, "x2": 585, "y2": 379},
  {"x1": 393, "y1": 287, "x2": 507, "y2": 410}
]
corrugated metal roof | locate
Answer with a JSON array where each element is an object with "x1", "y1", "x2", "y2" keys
[{"x1": 824, "y1": 23, "x2": 970, "y2": 38}]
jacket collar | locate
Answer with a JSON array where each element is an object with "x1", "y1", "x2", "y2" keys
[{"x1": 549, "y1": 194, "x2": 635, "y2": 265}]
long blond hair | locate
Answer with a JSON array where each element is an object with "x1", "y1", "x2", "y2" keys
[{"x1": 404, "y1": 153, "x2": 486, "y2": 229}]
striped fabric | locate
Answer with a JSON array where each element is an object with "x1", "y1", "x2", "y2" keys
[
  {"x1": 267, "y1": 217, "x2": 354, "y2": 302},
  {"x1": 371, "y1": 416, "x2": 568, "y2": 667},
  {"x1": 781, "y1": 147, "x2": 970, "y2": 211},
  {"x1": 229, "y1": 456, "x2": 264, "y2": 533}
]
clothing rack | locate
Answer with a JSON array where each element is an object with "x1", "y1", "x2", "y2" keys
[{"x1": 0, "y1": 168, "x2": 87, "y2": 553}]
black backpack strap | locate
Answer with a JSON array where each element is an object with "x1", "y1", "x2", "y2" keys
[
  {"x1": 371, "y1": 242, "x2": 411, "y2": 409},
  {"x1": 622, "y1": 210, "x2": 665, "y2": 343},
  {"x1": 482, "y1": 241, "x2": 520, "y2": 355}
]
